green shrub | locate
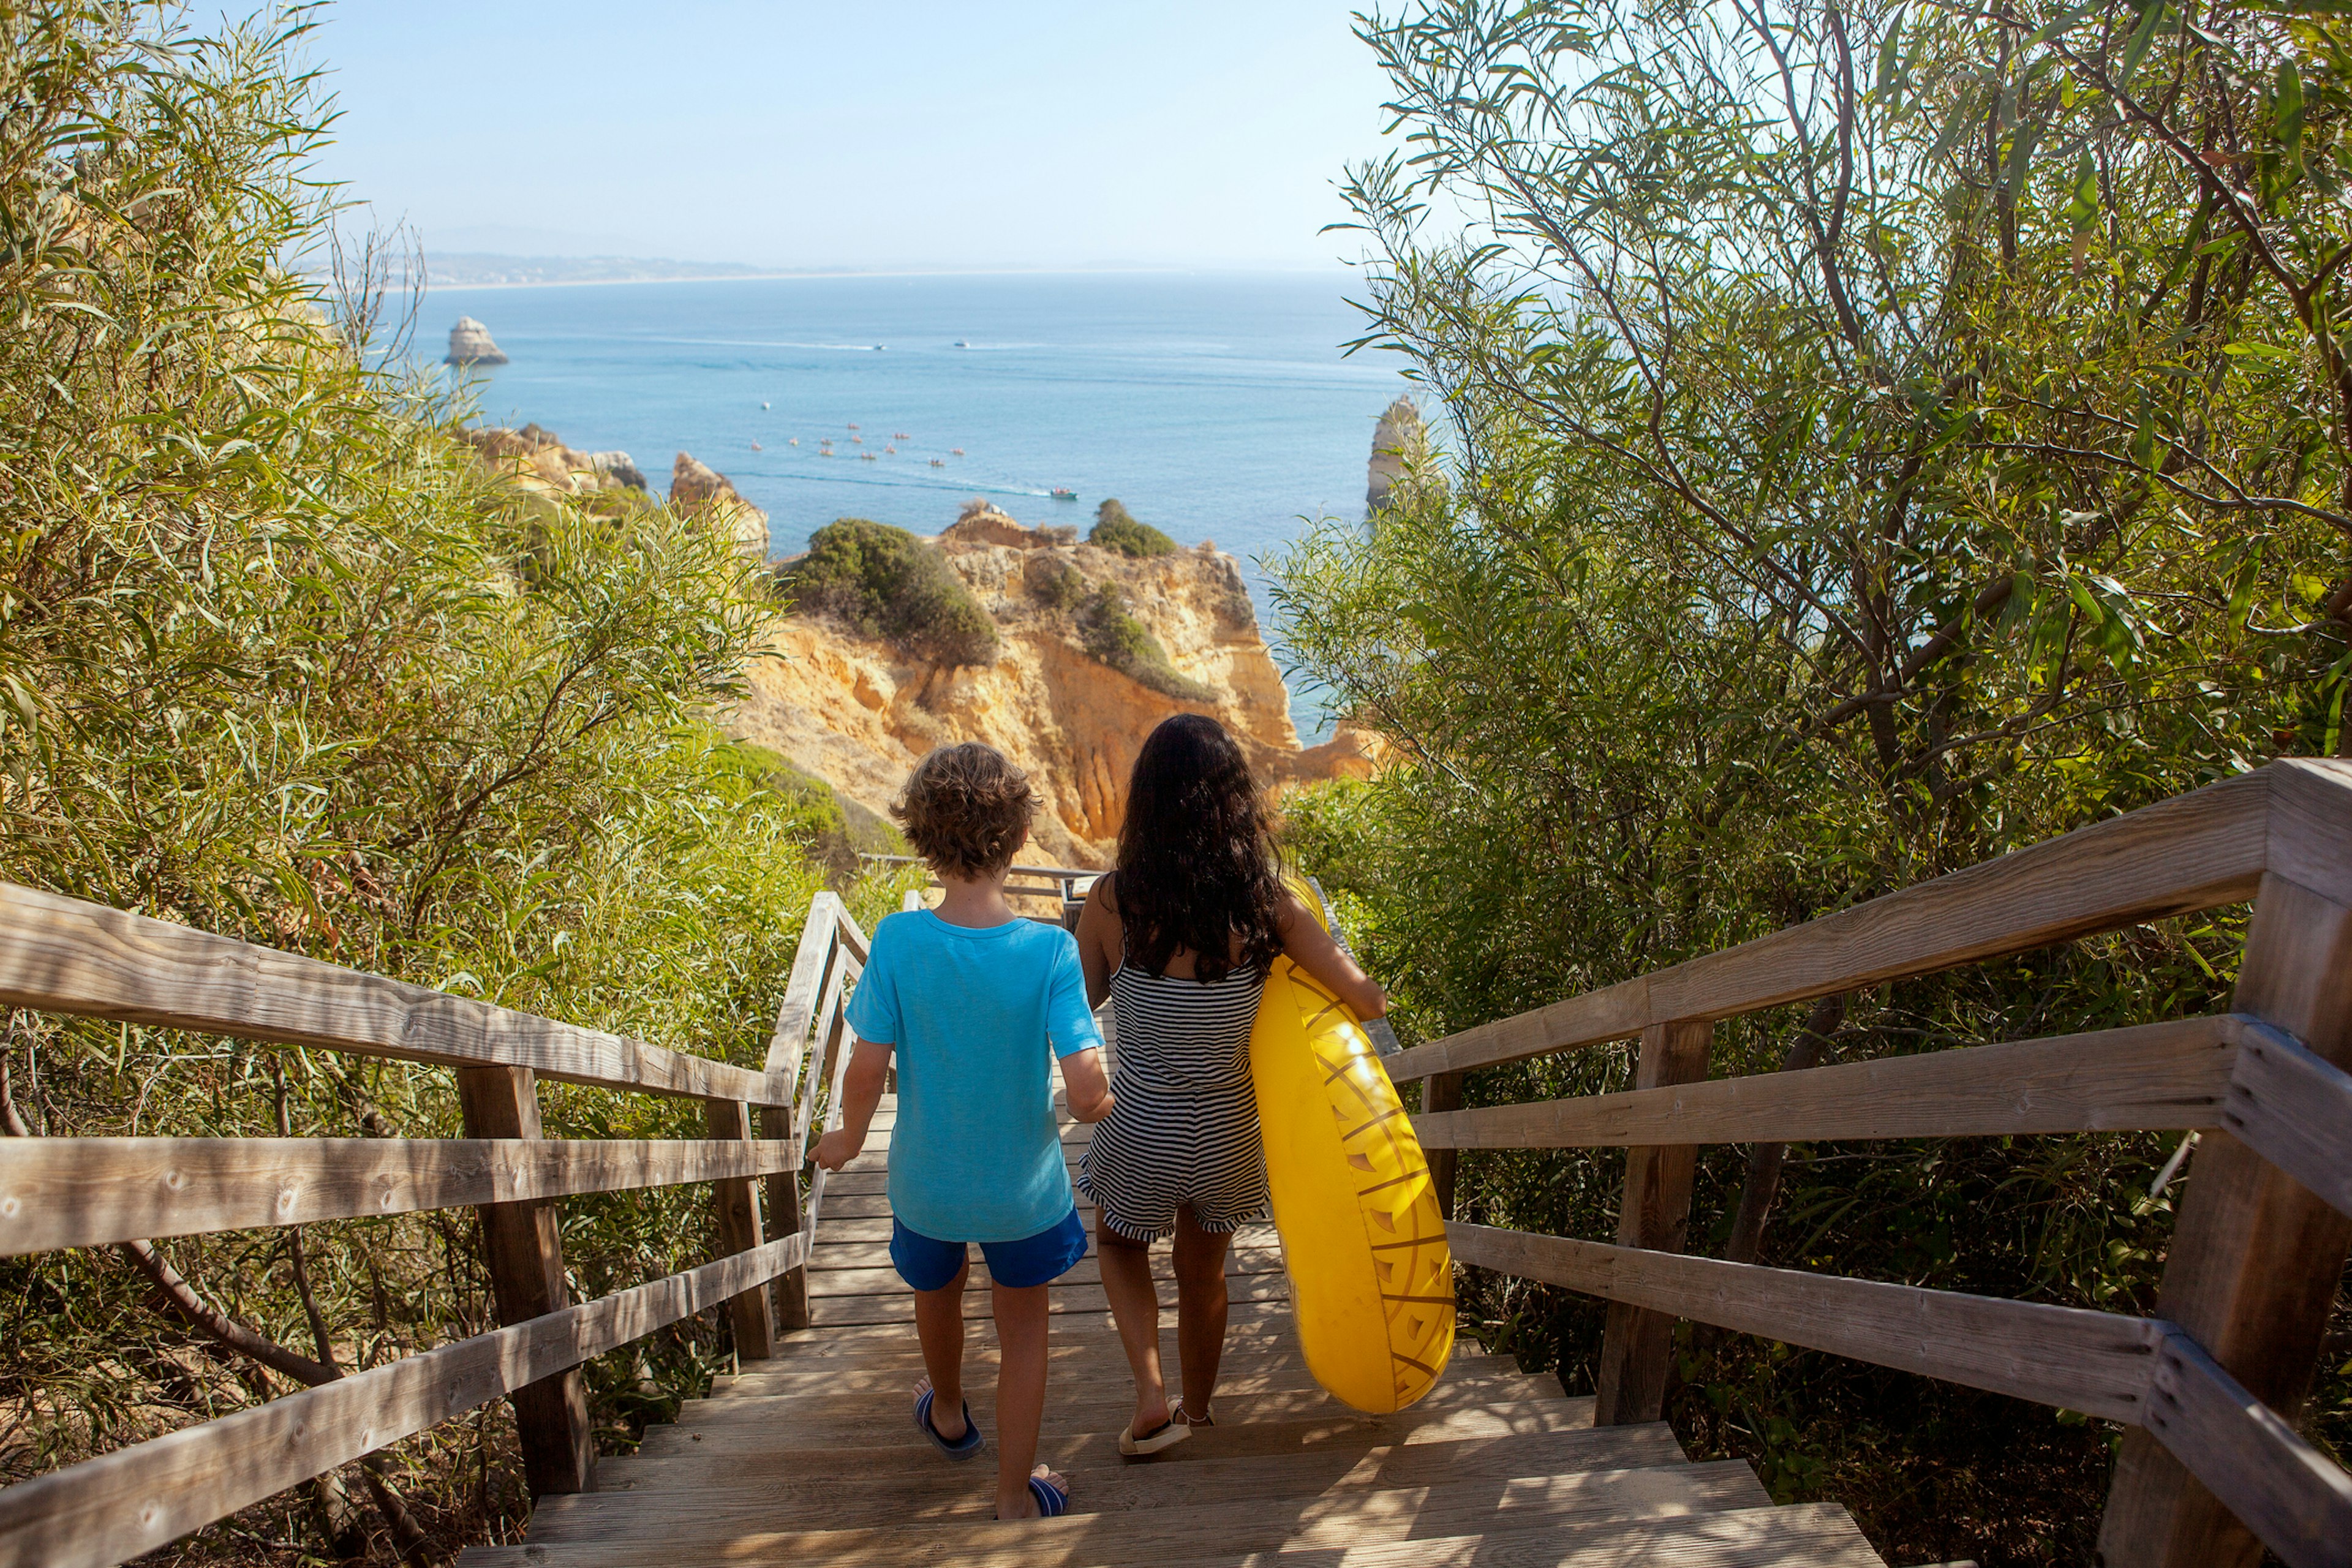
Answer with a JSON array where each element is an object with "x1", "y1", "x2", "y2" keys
[
  {"x1": 1025, "y1": 554, "x2": 1089, "y2": 610},
  {"x1": 780, "y1": 518, "x2": 998, "y2": 666},
  {"x1": 1088, "y1": 499, "x2": 1177, "y2": 557},
  {"x1": 1078, "y1": 583, "x2": 1212, "y2": 701}
]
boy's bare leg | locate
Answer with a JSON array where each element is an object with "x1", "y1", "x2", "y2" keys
[
  {"x1": 1172, "y1": 1207, "x2": 1232, "y2": 1420},
  {"x1": 911, "y1": 1256, "x2": 970, "y2": 1442},
  {"x1": 990, "y1": 1279, "x2": 1061, "y2": 1517},
  {"x1": 1096, "y1": 1224, "x2": 1170, "y2": 1437}
]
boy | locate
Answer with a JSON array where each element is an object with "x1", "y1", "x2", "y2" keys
[{"x1": 813, "y1": 742, "x2": 1114, "y2": 1520}]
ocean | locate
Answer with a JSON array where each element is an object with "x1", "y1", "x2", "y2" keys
[{"x1": 424, "y1": 270, "x2": 1415, "y2": 742}]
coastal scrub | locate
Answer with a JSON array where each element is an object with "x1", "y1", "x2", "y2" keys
[
  {"x1": 1079, "y1": 582, "x2": 1212, "y2": 701},
  {"x1": 1089, "y1": 499, "x2": 1177, "y2": 557},
  {"x1": 781, "y1": 517, "x2": 999, "y2": 666}
]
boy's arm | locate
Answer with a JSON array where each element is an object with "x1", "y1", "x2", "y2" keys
[
  {"x1": 1060, "y1": 1047, "x2": 1115, "y2": 1124},
  {"x1": 812, "y1": 1037, "x2": 894, "y2": 1171}
]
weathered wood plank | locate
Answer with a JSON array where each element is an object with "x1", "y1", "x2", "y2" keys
[
  {"x1": 1594, "y1": 1020, "x2": 1710, "y2": 1425},
  {"x1": 1449, "y1": 1223, "x2": 2162, "y2": 1423},
  {"x1": 0, "y1": 881, "x2": 788, "y2": 1105},
  {"x1": 2141, "y1": 1327, "x2": 2352, "y2": 1568},
  {"x1": 2100, "y1": 874, "x2": 2352, "y2": 1567},
  {"x1": 704, "y1": 1098, "x2": 777, "y2": 1361},
  {"x1": 457, "y1": 1067, "x2": 595, "y2": 1499},
  {"x1": 2221, "y1": 1017, "x2": 2352, "y2": 1223},
  {"x1": 1389, "y1": 767, "x2": 2272, "y2": 1082},
  {"x1": 0, "y1": 1229, "x2": 802, "y2": 1568},
  {"x1": 0, "y1": 1135, "x2": 804, "y2": 1256},
  {"x1": 2266, "y1": 758, "x2": 2352, "y2": 908},
  {"x1": 1414, "y1": 1015, "x2": 2241, "y2": 1152}
]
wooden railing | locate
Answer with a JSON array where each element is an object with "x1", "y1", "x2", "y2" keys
[
  {"x1": 0, "y1": 881, "x2": 872, "y2": 1568},
  {"x1": 1389, "y1": 758, "x2": 2352, "y2": 1568}
]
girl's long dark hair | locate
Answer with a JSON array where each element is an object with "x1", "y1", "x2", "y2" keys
[{"x1": 1114, "y1": 714, "x2": 1283, "y2": 982}]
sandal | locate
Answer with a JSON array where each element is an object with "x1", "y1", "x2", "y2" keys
[
  {"x1": 1173, "y1": 1399, "x2": 1215, "y2": 1428},
  {"x1": 913, "y1": 1385, "x2": 982, "y2": 1462},
  {"x1": 1001, "y1": 1468, "x2": 1070, "y2": 1518},
  {"x1": 1117, "y1": 1408, "x2": 1192, "y2": 1457}
]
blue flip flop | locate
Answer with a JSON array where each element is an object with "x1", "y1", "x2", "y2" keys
[
  {"x1": 1023, "y1": 1471, "x2": 1070, "y2": 1517},
  {"x1": 913, "y1": 1387, "x2": 982, "y2": 1461}
]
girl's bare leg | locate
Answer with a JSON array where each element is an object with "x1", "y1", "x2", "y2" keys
[
  {"x1": 1096, "y1": 1223, "x2": 1172, "y2": 1437},
  {"x1": 1171, "y1": 1206, "x2": 1232, "y2": 1420}
]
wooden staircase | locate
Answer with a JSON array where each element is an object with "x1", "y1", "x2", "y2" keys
[{"x1": 458, "y1": 1094, "x2": 1885, "y2": 1567}]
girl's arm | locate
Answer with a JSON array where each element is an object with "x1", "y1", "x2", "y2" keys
[
  {"x1": 812, "y1": 1036, "x2": 894, "y2": 1171},
  {"x1": 1275, "y1": 888, "x2": 1387, "y2": 1019},
  {"x1": 1074, "y1": 876, "x2": 1120, "y2": 1010},
  {"x1": 1059, "y1": 1046, "x2": 1115, "y2": 1123}
]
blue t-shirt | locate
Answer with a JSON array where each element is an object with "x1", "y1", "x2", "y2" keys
[{"x1": 842, "y1": 910, "x2": 1104, "y2": 1243}]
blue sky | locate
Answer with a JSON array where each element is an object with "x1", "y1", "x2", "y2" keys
[{"x1": 300, "y1": 1, "x2": 1400, "y2": 270}]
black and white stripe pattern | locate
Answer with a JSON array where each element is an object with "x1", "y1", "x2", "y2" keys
[{"x1": 1077, "y1": 962, "x2": 1270, "y2": 1242}]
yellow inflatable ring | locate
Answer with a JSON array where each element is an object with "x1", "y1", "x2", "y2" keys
[{"x1": 1250, "y1": 908, "x2": 1455, "y2": 1413}]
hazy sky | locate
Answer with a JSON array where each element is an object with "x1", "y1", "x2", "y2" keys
[{"x1": 302, "y1": 1, "x2": 1401, "y2": 270}]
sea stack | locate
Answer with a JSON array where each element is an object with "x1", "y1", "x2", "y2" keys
[
  {"x1": 445, "y1": 317, "x2": 508, "y2": 366},
  {"x1": 1366, "y1": 395, "x2": 1428, "y2": 511},
  {"x1": 671, "y1": 451, "x2": 771, "y2": 559}
]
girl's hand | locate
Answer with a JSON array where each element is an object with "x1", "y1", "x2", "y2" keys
[
  {"x1": 812, "y1": 1128, "x2": 861, "y2": 1172},
  {"x1": 1060, "y1": 1047, "x2": 1116, "y2": 1124}
]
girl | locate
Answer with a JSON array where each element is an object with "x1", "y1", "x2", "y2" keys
[{"x1": 1074, "y1": 713, "x2": 1386, "y2": 1455}]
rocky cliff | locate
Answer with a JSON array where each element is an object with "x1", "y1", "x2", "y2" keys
[
  {"x1": 729, "y1": 504, "x2": 1374, "y2": 867},
  {"x1": 459, "y1": 425, "x2": 768, "y2": 556},
  {"x1": 445, "y1": 316, "x2": 507, "y2": 366}
]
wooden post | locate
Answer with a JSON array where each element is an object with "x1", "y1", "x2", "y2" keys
[
  {"x1": 1593, "y1": 1017, "x2": 1713, "y2": 1425},
  {"x1": 704, "y1": 1097, "x2": 777, "y2": 1359},
  {"x1": 2098, "y1": 874, "x2": 2352, "y2": 1566},
  {"x1": 454, "y1": 1065, "x2": 596, "y2": 1498},
  {"x1": 758, "y1": 1101, "x2": 810, "y2": 1329},
  {"x1": 1421, "y1": 1071, "x2": 1464, "y2": 1219}
]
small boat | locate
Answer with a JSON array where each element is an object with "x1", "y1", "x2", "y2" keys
[
  {"x1": 954, "y1": 340, "x2": 970, "y2": 349},
  {"x1": 851, "y1": 435, "x2": 862, "y2": 444},
  {"x1": 861, "y1": 451, "x2": 878, "y2": 461},
  {"x1": 848, "y1": 423, "x2": 859, "y2": 430},
  {"x1": 951, "y1": 448, "x2": 965, "y2": 456},
  {"x1": 884, "y1": 445, "x2": 897, "y2": 454},
  {"x1": 929, "y1": 458, "x2": 944, "y2": 467},
  {"x1": 893, "y1": 431, "x2": 911, "y2": 439},
  {"x1": 761, "y1": 401, "x2": 770, "y2": 410},
  {"x1": 1050, "y1": 488, "x2": 1078, "y2": 501},
  {"x1": 872, "y1": 344, "x2": 885, "y2": 351},
  {"x1": 750, "y1": 440, "x2": 763, "y2": 451},
  {"x1": 788, "y1": 438, "x2": 799, "y2": 447}
]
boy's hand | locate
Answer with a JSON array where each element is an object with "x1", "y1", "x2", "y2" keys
[{"x1": 812, "y1": 1128, "x2": 861, "y2": 1172}]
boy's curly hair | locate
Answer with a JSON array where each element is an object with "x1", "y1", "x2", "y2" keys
[{"x1": 892, "y1": 742, "x2": 1036, "y2": 880}]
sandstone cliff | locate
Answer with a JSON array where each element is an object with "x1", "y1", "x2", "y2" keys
[
  {"x1": 459, "y1": 426, "x2": 768, "y2": 557},
  {"x1": 445, "y1": 316, "x2": 507, "y2": 366},
  {"x1": 729, "y1": 504, "x2": 1374, "y2": 868}
]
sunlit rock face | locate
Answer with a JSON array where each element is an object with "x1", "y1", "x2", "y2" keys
[
  {"x1": 1366, "y1": 395, "x2": 1428, "y2": 511},
  {"x1": 445, "y1": 316, "x2": 508, "y2": 366},
  {"x1": 734, "y1": 504, "x2": 1377, "y2": 867},
  {"x1": 669, "y1": 453, "x2": 772, "y2": 559}
]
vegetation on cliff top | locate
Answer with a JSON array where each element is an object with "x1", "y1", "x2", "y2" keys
[
  {"x1": 780, "y1": 517, "x2": 1000, "y2": 666},
  {"x1": 1276, "y1": 1, "x2": 2352, "y2": 1562},
  {"x1": 1077, "y1": 582, "x2": 1215, "y2": 701},
  {"x1": 1089, "y1": 498, "x2": 1177, "y2": 557},
  {"x1": 0, "y1": 6, "x2": 910, "y2": 1560}
]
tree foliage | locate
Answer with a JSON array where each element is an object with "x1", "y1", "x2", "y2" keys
[
  {"x1": 1089, "y1": 499, "x2": 1177, "y2": 557},
  {"x1": 1277, "y1": 0, "x2": 2352, "y2": 1559},
  {"x1": 0, "y1": 6, "x2": 911, "y2": 1559}
]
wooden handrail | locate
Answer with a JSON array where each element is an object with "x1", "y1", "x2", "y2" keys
[
  {"x1": 1415, "y1": 758, "x2": 2352, "y2": 1568},
  {"x1": 0, "y1": 1135, "x2": 805, "y2": 1254},
  {"x1": 0, "y1": 883, "x2": 874, "y2": 1567},
  {"x1": 0, "y1": 881, "x2": 792, "y2": 1107},
  {"x1": 1389, "y1": 760, "x2": 2352, "y2": 1084}
]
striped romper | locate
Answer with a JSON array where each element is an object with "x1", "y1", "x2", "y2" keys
[{"x1": 1077, "y1": 957, "x2": 1269, "y2": 1242}]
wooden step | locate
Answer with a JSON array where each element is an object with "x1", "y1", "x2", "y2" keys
[
  {"x1": 803, "y1": 1246, "x2": 1291, "y2": 1285},
  {"x1": 811, "y1": 1278, "x2": 1294, "y2": 1326},
  {"x1": 710, "y1": 1351, "x2": 1520, "y2": 1400},
  {"x1": 487, "y1": 1457, "x2": 1767, "y2": 1564},
  {"x1": 602, "y1": 1422, "x2": 1675, "y2": 1507},
  {"x1": 631, "y1": 1397, "x2": 1603, "y2": 1461}
]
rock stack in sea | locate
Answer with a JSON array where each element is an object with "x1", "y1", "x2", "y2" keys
[
  {"x1": 1366, "y1": 395, "x2": 1429, "y2": 511},
  {"x1": 445, "y1": 317, "x2": 508, "y2": 366}
]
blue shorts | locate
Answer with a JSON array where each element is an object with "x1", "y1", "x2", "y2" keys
[{"x1": 889, "y1": 1208, "x2": 1088, "y2": 1291}]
